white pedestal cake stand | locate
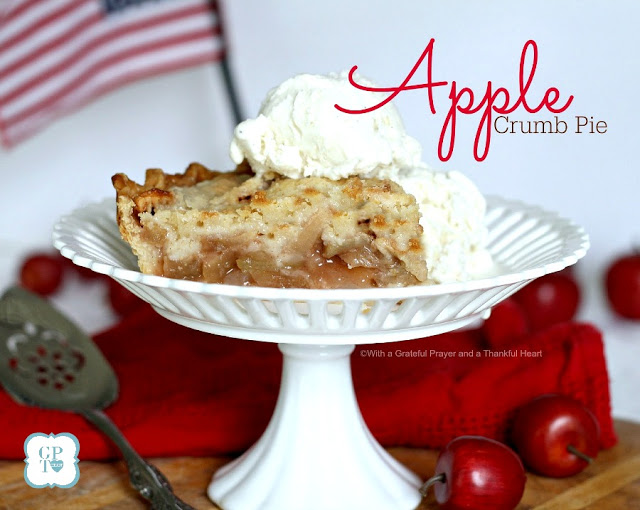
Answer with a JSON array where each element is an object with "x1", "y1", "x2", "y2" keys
[{"x1": 53, "y1": 196, "x2": 588, "y2": 510}]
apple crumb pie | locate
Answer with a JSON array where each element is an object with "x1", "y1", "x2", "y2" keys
[{"x1": 112, "y1": 163, "x2": 428, "y2": 288}]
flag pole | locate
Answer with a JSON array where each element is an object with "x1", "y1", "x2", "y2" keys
[
  {"x1": 215, "y1": 0, "x2": 243, "y2": 125},
  {"x1": 220, "y1": 55, "x2": 243, "y2": 125}
]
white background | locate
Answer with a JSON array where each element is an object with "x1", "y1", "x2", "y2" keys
[{"x1": 1, "y1": 0, "x2": 639, "y2": 421}]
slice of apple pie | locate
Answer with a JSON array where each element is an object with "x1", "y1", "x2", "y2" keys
[{"x1": 112, "y1": 163, "x2": 428, "y2": 288}]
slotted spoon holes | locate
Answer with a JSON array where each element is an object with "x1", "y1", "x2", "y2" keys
[{"x1": 6, "y1": 324, "x2": 85, "y2": 391}]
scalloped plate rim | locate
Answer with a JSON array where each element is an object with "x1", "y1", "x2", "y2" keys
[{"x1": 52, "y1": 195, "x2": 590, "y2": 301}]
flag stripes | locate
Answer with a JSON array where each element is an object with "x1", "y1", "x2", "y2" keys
[{"x1": 0, "y1": 0, "x2": 223, "y2": 147}]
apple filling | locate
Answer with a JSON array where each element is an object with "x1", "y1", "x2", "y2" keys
[{"x1": 156, "y1": 241, "x2": 420, "y2": 288}]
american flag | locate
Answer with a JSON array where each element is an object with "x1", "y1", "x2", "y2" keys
[{"x1": 0, "y1": 0, "x2": 229, "y2": 148}]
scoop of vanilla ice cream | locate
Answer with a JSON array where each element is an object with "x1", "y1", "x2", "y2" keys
[
  {"x1": 396, "y1": 168, "x2": 492, "y2": 283},
  {"x1": 230, "y1": 71, "x2": 491, "y2": 284},
  {"x1": 229, "y1": 72, "x2": 425, "y2": 180}
]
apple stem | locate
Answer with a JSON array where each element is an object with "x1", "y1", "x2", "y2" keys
[
  {"x1": 567, "y1": 444, "x2": 594, "y2": 464},
  {"x1": 419, "y1": 473, "x2": 446, "y2": 497}
]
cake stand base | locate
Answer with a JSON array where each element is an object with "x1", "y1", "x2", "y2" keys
[{"x1": 208, "y1": 343, "x2": 422, "y2": 510}]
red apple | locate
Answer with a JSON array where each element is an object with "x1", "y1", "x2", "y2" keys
[
  {"x1": 482, "y1": 298, "x2": 529, "y2": 349},
  {"x1": 511, "y1": 394, "x2": 600, "y2": 477},
  {"x1": 107, "y1": 279, "x2": 145, "y2": 316},
  {"x1": 19, "y1": 252, "x2": 66, "y2": 296},
  {"x1": 420, "y1": 436, "x2": 526, "y2": 510},
  {"x1": 605, "y1": 252, "x2": 640, "y2": 319},
  {"x1": 512, "y1": 270, "x2": 580, "y2": 331}
]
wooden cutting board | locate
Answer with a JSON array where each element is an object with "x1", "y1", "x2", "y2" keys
[{"x1": 0, "y1": 420, "x2": 638, "y2": 509}]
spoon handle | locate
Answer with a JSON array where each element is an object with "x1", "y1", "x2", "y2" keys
[{"x1": 81, "y1": 408, "x2": 195, "y2": 510}]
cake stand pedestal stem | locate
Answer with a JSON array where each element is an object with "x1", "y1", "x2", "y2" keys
[{"x1": 208, "y1": 343, "x2": 422, "y2": 510}]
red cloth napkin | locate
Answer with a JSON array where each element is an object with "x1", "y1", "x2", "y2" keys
[{"x1": 0, "y1": 305, "x2": 616, "y2": 459}]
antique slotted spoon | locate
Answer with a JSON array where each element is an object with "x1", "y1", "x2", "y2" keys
[{"x1": 0, "y1": 286, "x2": 194, "y2": 510}]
